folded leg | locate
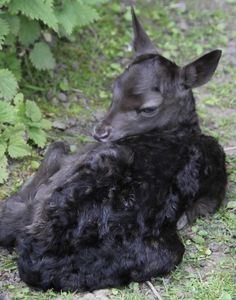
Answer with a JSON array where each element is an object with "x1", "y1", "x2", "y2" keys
[
  {"x1": 176, "y1": 135, "x2": 227, "y2": 227},
  {"x1": 0, "y1": 141, "x2": 69, "y2": 248}
]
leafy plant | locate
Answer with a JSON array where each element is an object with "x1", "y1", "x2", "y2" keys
[
  {"x1": 0, "y1": 0, "x2": 108, "y2": 73},
  {"x1": 0, "y1": 83, "x2": 51, "y2": 183}
]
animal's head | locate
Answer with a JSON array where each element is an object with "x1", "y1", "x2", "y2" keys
[{"x1": 93, "y1": 8, "x2": 221, "y2": 142}]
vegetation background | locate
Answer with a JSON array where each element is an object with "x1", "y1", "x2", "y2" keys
[{"x1": 0, "y1": 0, "x2": 235, "y2": 299}]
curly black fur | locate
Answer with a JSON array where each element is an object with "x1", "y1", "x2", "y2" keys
[
  {"x1": 0, "y1": 124, "x2": 226, "y2": 291},
  {"x1": 0, "y1": 9, "x2": 227, "y2": 292}
]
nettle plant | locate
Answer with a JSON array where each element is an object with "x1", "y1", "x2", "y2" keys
[
  {"x1": 0, "y1": 0, "x2": 107, "y2": 183},
  {"x1": 0, "y1": 0, "x2": 107, "y2": 73},
  {"x1": 0, "y1": 90, "x2": 51, "y2": 183}
]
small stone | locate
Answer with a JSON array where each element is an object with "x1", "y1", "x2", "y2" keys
[
  {"x1": 79, "y1": 293, "x2": 96, "y2": 300},
  {"x1": 51, "y1": 97, "x2": 59, "y2": 105},
  {"x1": 93, "y1": 289, "x2": 110, "y2": 299},
  {"x1": 209, "y1": 242, "x2": 220, "y2": 252},
  {"x1": 0, "y1": 293, "x2": 11, "y2": 300},
  {"x1": 47, "y1": 89, "x2": 54, "y2": 100},
  {"x1": 179, "y1": 19, "x2": 188, "y2": 31},
  {"x1": 67, "y1": 118, "x2": 78, "y2": 128},
  {"x1": 58, "y1": 92, "x2": 67, "y2": 102},
  {"x1": 93, "y1": 109, "x2": 106, "y2": 121},
  {"x1": 53, "y1": 120, "x2": 67, "y2": 130},
  {"x1": 223, "y1": 247, "x2": 231, "y2": 254},
  {"x1": 72, "y1": 62, "x2": 79, "y2": 70},
  {"x1": 43, "y1": 32, "x2": 53, "y2": 43}
]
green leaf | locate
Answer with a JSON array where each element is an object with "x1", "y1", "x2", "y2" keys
[
  {"x1": 29, "y1": 42, "x2": 56, "y2": 70},
  {"x1": 0, "y1": 17, "x2": 10, "y2": 49},
  {"x1": 2, "y1": 14, "x2": 20, "y2": 36},
  {"x1": 220, "y1": 292, "x2": 232, "y2": 300},
  {"x1": 0, "y1": 154, "x2": 9, "y2": 184},
  {"x1": 0, "y1": 139, "x2": 7, "y2": 157},
  {"x1": 198, "y1": 230, "x2": 208, "y2": 237},
  {"x1": 18, "y1": 16, "x2": 41, "y2": 46},
  {"x1": 8, "y1": 136, "x2": 31, "y2": 158},
  {"x1": 227, "y1": 201, "x2": 236, "y2": 209},
  {"x1": 55, "y1": 1, "x2": 80, "y2": 36},
  {"x1": 79, "y1": 0, "x2": 108, "y2": 4},
  {"x1": 192, "y1": 235, "x2": 205, "y2": 245},
  {"x1": 5, "y1": 124, "x2": 25, "y2": 138},
  {"x1": 56, "y1": 1, "x2": 99, "y2": 35},
  {"x1": 2, "y1": 124, "x2": 25, "y2": 144},
  {"x1": 31, "y1": 160, "x2": 40, "y2": 170},
  {"x1": 38, "y1": 118, "x2": 52, "y2": 130},
  {"x1": 0, "y1": 52, "x2": 22, "y2": 81},
  {"x1": 28, "y1": 127, "x2": 46, "y2": 147},
  {"x1": 0, "y1": 69, "x2": 18, "y2": 101},
  {"x1": 0, "y1": 101, "x2": 16, "y2": 124},
  {"x1": 9, "y1": 0, "x2": 58, "y2": 31},
  {"x1": 14, "y1": 93, "x2": 24, "y2": 105},
  {"x1": 0, "y1": 0, "x2": 10, "y2": 6},
  {"x1": 25, "y1": 100, "x2": 42, "y2": 122},
  {"x1": 73, "y1": 2, "x2": 100, "y2": 27}
]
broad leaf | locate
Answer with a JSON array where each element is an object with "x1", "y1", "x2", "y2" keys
[
  {"x1": 56, "y1": 0, "x2": 99, "y2": 35},
  {"x1": 30, "y1": 118, "x2": 52, "y2": 129},
  {"x1": 39, "y1": 118, "x2": 52, "y2": 130},
  {"x1": 0, "y1": 52, "x2": 22, "y2": 81},
  {"x1": 0, "y1": 17, "x2": 10, "y2": 49},
  {"x1": 8, "y1": 136, "x2": 32, "y2": 158},
  {"x1": 29, "y1": 42, "x2": 56, "y2": 70},
  {"x1": 0, "y1": 139, "x2": 7, "y2": 157},
  {"x1": 55, "y1": 1, "x2": 80, "y2": 35},
  {"x1": 3, "y1": 124, "x2": 25, "y2": 142},
  {"x1": 0, "y1": 101, "x2": 16, "y2": 124},
  {"x1": 18, "y1": 17, "x2": 41, "y2": 45},
  {"x1": 0, "y1": 0, "x2": 10, "y2": 6},
  {"x1": 25, "y1": 100, "x2": 42, "y2": 122},
  {"x1": 2, "y1": 14, "x2": 20, "y2": 36},
  {"x1": 0, "y1": 69, "x2": 18, "y2": 101},
  {"x1": 28, "y1": 127, "x2": 46, "y2": 147},
  {"x1": 79, "y1": 0, "x2": 108, "y2": 4},
  {"x1": 13, "y1": 93, "x2": 24, "y2": 105},
  {"x1": 9, "y1": 0, "x2": 58, "y2": 31}
]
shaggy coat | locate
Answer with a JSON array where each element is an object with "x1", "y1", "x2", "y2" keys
[{"x1": 0, "y1": 9, "x2": 227, "y2": 292}]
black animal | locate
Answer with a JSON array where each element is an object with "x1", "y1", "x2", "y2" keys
[{"x1": 0, "y1": 9, "x2": 227, "y2": 292}]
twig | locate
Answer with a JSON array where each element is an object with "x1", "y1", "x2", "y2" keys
[
  {"x1": 146, "y1": 281, "x2": 163, "y2": 300},
  {"x1": 224, "y1": 146, "x2": 236, "y2": 152}
]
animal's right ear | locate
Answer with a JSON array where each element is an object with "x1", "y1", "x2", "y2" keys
[
  {"x1": 131, "y1": 7, "x2": 157, "y2": 56},
  {"x1": 180, "y1": 50, "x2": 222, "y2": 89}
]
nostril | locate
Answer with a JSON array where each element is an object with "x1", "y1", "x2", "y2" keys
[
  {"x1": 93, "y1": 125, "x2": 111, "y2": 141},
  {"x1": 99, "y1": 130, "x2": 109, "y2": 139}
]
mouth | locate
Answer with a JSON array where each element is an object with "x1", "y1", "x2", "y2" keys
[
  {"x1": 92, "y1": 135, "x2": 109, "y2": 143},
  {"x1": 92, "y1": 130, "x2": 110, "y2": 143}
]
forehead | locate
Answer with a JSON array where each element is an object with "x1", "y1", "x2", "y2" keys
[
  {"x1": 114, "y1": 56, "x2": 176, "y2": 96},
  {"x1": 116, "y1": 59, "x2": 158, "y2": 95}
]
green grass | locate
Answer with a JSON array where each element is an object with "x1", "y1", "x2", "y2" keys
[{"x1": 0, "y1": 0, "x2": 236, "y2": 299}]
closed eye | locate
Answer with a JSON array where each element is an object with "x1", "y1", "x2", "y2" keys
[
  {"x1": 139, "y1": 106, "x2": 158, "y2": 114},
  {"x1": 153, "y1": 86, "x2": 160, "y2": 92},
  {"x1": 136, "y1": 106, "x2": 159, "y2": 117}
]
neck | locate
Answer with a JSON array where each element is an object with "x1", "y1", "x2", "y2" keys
[{"x1": 177, "y1": 90, "x2": 200, "y2": 132}]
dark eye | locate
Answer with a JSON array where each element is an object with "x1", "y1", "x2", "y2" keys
[
  {"x1": 140, "y1": 106, "x2": 158, "y2": 113},
  {"x1": 153, "y1": 86, "x2": 160, "y2": 92},
  {"x1": 137, "y1": 106, "x2": 158, "y2": 116}
]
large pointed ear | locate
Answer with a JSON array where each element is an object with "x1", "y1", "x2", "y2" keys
[
  {"x1": 131, "y1": 7, "x2": 157, "y2": 56},
  {"x1": 180, "y1": 50, "x2": 222, "y2": 89}
]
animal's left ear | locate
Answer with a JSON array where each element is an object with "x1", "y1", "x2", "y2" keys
[
  {"x1": 180, "y1": 50, "x2": 222, "y2": 89},
  {"x1": 131, "y1": 7, "x2": 157, "y2": 56}
]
